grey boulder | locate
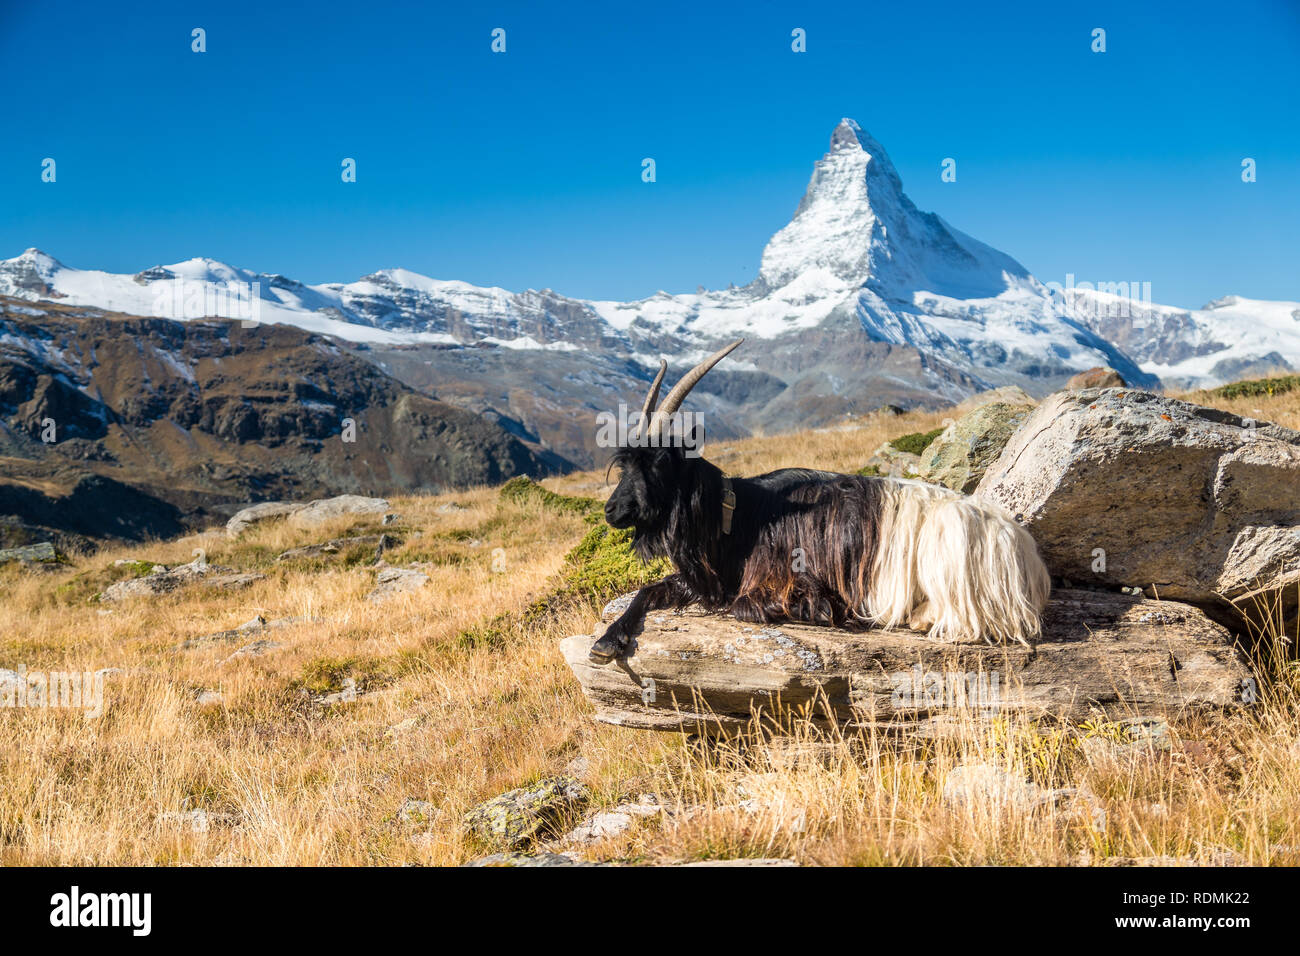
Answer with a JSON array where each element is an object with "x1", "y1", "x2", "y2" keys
[
  {"x1": 977, "y1": 387, "x2": 1300, "y2": 631},
  {"x1": 919, "y1": 401, "x2": 1034, "y2": 493}
]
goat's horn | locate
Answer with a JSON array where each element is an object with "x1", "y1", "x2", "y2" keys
[
  {"x1": 650, "y1": 338, "x2": 744, "y2": 435},
  {"x1": 639, "y1": 359, "x2": 668, "y2": 427}
]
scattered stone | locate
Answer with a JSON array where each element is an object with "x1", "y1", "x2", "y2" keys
[
  {"x1": 205, "y1": 572, "x2": 264, "y2": 591},
  {"x1": 918, "y1": 401, "x2": 1034, "y2": 492},
  {"x1": 1079, "y1": 716, "x2": 1174, "y2": 763},
  {"x1": 220, "y1": 639, "x2": 283, "y2": 664},
  {"x1": 862, "y1": 441, "x2": 922, "y2": 478},
  {"x1": 386, "y1": 717, "x2": 421, "y2": 739},
  {"x1": 366, "y1": 566, "x2": 429, "y2": 602},
  {"x1": 601, "y1": 593, "x2": 636, "y2": 620},
  {"x1": 1065, "y1": 366, "x2": 1126, "y2": 389},
  {"x1": 382, "y1": 512, "x2": 399, "y2": 525},
  {"x1": 288, "y1": 495, "x2": 390, "y2": 530},
  {"x1": 977, "y1": 387, "x2": 1300, "y2": 632},
  {"x1": 194, "y1": 689, "x2": 224, "y2": 706},
  {"x1": 1120, "y1": 715, "x2": 1172, "y2": 746},
  {"x1": 676, "y1": 858, "x2": 799, "y2": 867},
  {"x1": 942, "y1": 764, "x2": 1103, "y2": 828},
  {"x1": 398, "y1": 799, "x2": 438, "y2": 826},
  {"x1": 277, "y1": 535, "x2": 384, "y2": 562},
  {"x1": 178, "y1": 615, "x2": 306, "y2": 651},
  {"x1": 464, "y1": 851, "x2": 591, "y2": 867},
  {"x1": 0, "y1": 541, "x2": 61, "y2": 565},
  {"x1": 464, "y1": 776, "x2": 589, "y2": 850},
  {"x1": 436, "y1": 502, "x2": 467, "y2": 514},
  {"x1": 942, "y1": 764, "x2": 1049, "y2": 811},
  {"x1": 100, "y1": 560, "x2": 264, "y2": 602},
  {"x1": 158, "y1": 809, "x2": 240, "y2": 833},
  {"x1": 565, "y1": 798, "x2": 664, "y2": 845},
  {"x1": 566, "y1": 811, "x2": 631, "y2": 842},
  {"x1": 225, "y1": 501, "x2": 307, "y2": 538},
  {"x1": 314, "y1": 677, "x2": 359, "y2": 707}
]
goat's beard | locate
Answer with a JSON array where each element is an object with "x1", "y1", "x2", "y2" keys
[{"x1": 630, "y1": 521, "x2": 674, "y2": 564}]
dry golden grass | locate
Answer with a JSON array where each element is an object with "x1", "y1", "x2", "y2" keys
[{"x1": 1, "y1": 387, "x2": 1297, "y2": 866}]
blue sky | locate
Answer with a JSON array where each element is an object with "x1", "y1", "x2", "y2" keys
[{"x1": 1, "y1": 0, "x2": 1297, "y2": 308}]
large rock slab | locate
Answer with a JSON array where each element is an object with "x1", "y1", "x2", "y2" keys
[
  {"x1": 561, "y1": 589, "x2": 1252, "y2": 732},
  {"x1": 976, "y1": 388, "x2": 1300, "y2": 631}
]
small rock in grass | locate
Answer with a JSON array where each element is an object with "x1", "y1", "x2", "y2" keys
[
  {"x1": 464, "y1": 776, "x2": 589, "y2": 850},
  {"x1": 220, "y1": 640, "x2": 282, "y2": 664}
]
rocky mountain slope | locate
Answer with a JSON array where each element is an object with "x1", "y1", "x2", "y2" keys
[
  {"x1": 3, "y1": 119, "x2": 1294, "y2": 468},
  {"x1": 0, "y1": 297, "x2": 558, "y2": 546}
]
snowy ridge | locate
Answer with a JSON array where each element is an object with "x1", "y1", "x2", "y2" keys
[{"x1": 2, "y1": 118, "x2": 1295, "y2": 394}]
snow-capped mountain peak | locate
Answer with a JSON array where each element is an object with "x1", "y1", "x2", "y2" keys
[
  {"x1": 2, "y1": 118, "x2": 1295, "y2": 419},
  {"x1": 759, "y1": 119, "x2": 1027, "y2": 303}
]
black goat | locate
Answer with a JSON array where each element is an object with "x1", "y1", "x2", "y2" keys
[{"x1": 589, "y1": 340, "x2": 1050, "y2": 664}]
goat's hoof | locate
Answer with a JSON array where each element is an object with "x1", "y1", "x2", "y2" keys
[{"x1": 588, "y1": 635, "x2": 623, "y2": 665}]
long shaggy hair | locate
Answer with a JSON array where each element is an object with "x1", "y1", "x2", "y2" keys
[
  {"x1": 608, "y1": 451, "x2": 1048, "y2": 645},
  {"x1": 588, "y1": 340, "x2": 1050, "y2": 663}
]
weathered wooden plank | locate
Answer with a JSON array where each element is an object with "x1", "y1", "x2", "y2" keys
[{"x1": 560, "y1": 589, "x2": 1253, "y2": 732}]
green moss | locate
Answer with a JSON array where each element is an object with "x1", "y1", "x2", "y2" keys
[
  {"x1": 458, "y1": 614, "x2": 513, "y2": 651},
  {"x1": 499, "y1": 476, "x2": 600, "y2": 517},
  {"x1": 559, "y1": 523, "x2": 671, "y2": 604},
  {"x1": 854, "y1": 464, "x2": 883, "y2": 477},
  {"x1": 888, "y1": 427, "x2": 946, "y2": 456},
  {"x1": 1207, "y1": 375, "x2": 1300, "y2": 400},
  {"x1": 292, "y1": 654, "x2": 392, "y2": 696}
]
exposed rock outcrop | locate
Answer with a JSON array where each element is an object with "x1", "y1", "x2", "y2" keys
[
  {"x1": 976, "y1": 387, "x2": 1300, "y2": 632},
  {"x1": 561, "y1": 589, "x2": 1251, "y2": 733}
]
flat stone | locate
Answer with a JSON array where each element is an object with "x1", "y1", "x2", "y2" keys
[
  {"x1": 225, "y1": 501, "x2": 307, "y2": 538},
  {"x1": 366, "y1": 566, "x2": 429, "y2": 602},
  {"x1": 220, "y1": 639, "x2": 282, "y2": 663},
  {"x1": 288, "y1": 495, "x2": 390, "y2": 530},
  {"x1": 561, "y1": 589, "x2": 1252, "y2": 733},
  {"x1": 0, "y1": 542, "x2": 60, "y2": 564}
]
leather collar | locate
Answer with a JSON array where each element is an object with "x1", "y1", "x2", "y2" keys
[{"x1": 721, "y1": 476, "x2": 736, "y2": 535}]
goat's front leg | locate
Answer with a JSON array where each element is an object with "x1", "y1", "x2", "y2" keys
[{"x1": 589, "y1": 574, "x2": 697, "y2": 665}]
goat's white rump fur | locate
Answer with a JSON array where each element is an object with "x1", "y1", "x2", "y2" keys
[{"x1": 866, "y1": 478, "x2": 1050, "y2": 645}]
